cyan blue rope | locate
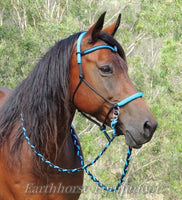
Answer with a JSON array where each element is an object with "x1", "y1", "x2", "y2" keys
[
  {"x1": 84, "y1": 147, "x2": 132, "y2": 191},
  {"x1": 82, "y1": 45, "x2": 117, "y2": 55},
  {"x1": 74, "y1": 123, "x2": 132, "y2": 192},
  {"x1": 20, "y1": 114, "x2": 131, "y2": 191},
  {"x1": 76, "y1": 32, "x2": 86, "y2": 64},
  {"x1": 21, "y1": 114, "x2": 117, "y2": 172},
  {"x1": 117, "y1": 92, "x2": 143, "y2": 107}
]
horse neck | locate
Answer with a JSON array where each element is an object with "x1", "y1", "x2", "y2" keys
[{"x1": 46, "y1": 108, "x2": 76, "y2": 166}]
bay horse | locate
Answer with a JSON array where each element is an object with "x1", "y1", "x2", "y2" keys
[{"x1": 0, "y1": 12, "x2": 157, "y2": 200}]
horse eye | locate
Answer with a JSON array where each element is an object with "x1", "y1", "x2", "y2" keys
[{"x1": 99, "y1": 65, "x2": 113, "y2": 75}]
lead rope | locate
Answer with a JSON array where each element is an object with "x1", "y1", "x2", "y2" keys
[{"x1": 20, "y1": 113, "x2": 131, "y2": 191}]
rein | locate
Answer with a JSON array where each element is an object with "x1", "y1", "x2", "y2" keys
[
  {"x1": 21, "y1": 116, "x2": 131, "y2": 191},
  {"x1": 21, "y1": 32, "x2": 143, "y2": 192}
]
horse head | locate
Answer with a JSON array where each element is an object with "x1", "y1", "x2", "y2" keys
[{"x1": 70, "y1": 12, "x2": 157, "y2": 148}]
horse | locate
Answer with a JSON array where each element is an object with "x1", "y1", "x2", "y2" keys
[{"x1": 0, "y1": 12, "x2": 157, "y2": 200}]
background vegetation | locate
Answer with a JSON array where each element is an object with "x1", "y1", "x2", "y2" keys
[{"x1": 0, "y1": 0, "x2": 181, "y2": 199}]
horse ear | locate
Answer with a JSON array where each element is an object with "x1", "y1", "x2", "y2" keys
[
  {"x1": 103, "y1": 14, "x2": 121, "y2": 36},
  {"x1": 86, "y1": 12, "x2": 106, "y2": 43}
]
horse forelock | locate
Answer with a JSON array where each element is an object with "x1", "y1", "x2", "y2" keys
[{"x1": 98, "y1": 31, "x2": 126, "y2": 62}]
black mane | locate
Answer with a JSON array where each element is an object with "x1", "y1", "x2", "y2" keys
[
  {"x1": 0, "y1": 31, "x2": 126, "y2": 163},
  {"x1": 0, "y1": 32, "x2": 81, "y2": 160}
]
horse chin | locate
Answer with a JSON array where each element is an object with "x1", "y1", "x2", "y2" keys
[
  {"x1": 125, "y1": 130, "x2": 143, "y2": 149},
  {"x1": 115, "y1": 125, "x2": 143, "y2": 149}
]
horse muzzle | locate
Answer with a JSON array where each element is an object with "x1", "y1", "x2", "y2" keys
[{"x1": 116, "y1": 118, "x2": 158, "y2": 149}]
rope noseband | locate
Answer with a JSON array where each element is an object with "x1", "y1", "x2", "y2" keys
[{"x1": 21, "y1": 32, "x2": 143, "y2": 192}]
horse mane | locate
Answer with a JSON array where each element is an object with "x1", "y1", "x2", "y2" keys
[
  {"x1": 0, "y1": 31, "x2": 126, "y2": 165},
  {"x1": 0, "y1": 32, "x2": 81, "y2": 162}
]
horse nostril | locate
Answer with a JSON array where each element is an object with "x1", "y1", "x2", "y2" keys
[{"x1": 143, "y1": 120, "x2": 156, "y2": 139}]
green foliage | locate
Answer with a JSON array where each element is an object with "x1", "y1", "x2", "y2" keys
[
  {"x1": 0, "y1": 0, "x2": 181, "y2": 199},
  {"x1": 137, "y1": 0, "x2": 182, "y2": 40}
]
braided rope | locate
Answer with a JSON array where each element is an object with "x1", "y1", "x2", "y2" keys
[
  {"x1": 73, "y1": 124, "x2": 132, "y2": 191},
  {"x1": 84, "y1": 147, "x2": 132, "y2": 191},
  {"x1": 21, "y1": 114, "x2": 118, "y2": 172},
  {"x1": 20, "y1": 114, "x2": 131, "y2": 191}
]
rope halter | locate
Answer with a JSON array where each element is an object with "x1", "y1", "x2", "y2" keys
[{"x1": 21, "y1": 32, "x2": 143, "y2": 192}]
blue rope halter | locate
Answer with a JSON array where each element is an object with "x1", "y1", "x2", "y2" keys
[{"x1": 21, "y1": 32, "x2": 143, "y2": 192}]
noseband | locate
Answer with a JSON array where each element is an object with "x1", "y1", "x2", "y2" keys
[{"x1": 72, "y1": 32, "x2": 143, "y2": 140}]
